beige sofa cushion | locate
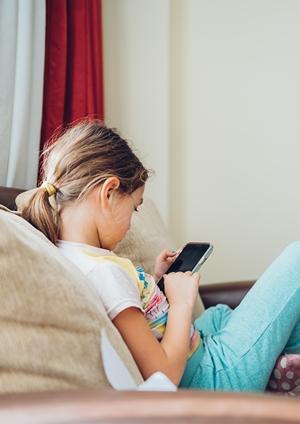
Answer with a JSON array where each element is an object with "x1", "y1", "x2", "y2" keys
[{"x1": 0, "y1": 206, "x2": 143, "y2": 394}]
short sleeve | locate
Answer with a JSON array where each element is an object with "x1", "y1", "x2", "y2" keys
[{"x1": 86, "y1": 262, "x2": 143, "y2": 321}]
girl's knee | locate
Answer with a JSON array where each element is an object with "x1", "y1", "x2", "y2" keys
[
  {"x1": 281, "y1": 241, "x2": 300, "y2": 261},
  {"x1": 286, "y1": 241, "x2": 300, "y2": 251}
]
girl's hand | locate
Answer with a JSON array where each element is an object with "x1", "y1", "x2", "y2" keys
[
  {"x1": 164, "y1": 271, "x2": 200, "y2": 311},
  {"x1": 153, "y1": 249, "x2": 180, "y2": 283}
]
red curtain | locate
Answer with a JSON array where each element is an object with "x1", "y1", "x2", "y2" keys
[{"x1": 40, "y1": 0, "x2": 104, "y2": 151}]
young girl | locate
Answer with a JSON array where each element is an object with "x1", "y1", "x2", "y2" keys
[{"x1": 22, "y1": 119, "x2": 300, "y2": 392}]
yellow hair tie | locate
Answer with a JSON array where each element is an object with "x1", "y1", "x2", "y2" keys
[{"x1": 41, "y1": 181, "x2": 56, "y2": 196}]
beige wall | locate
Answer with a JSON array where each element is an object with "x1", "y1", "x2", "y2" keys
[
  {"x1": 103, "y1": 0, "x2": 300, "y2": 285},
  {"x1": 102, "y1": 0, "x2": 170, "y2": 220}
]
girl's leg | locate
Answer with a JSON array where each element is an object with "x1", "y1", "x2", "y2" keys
[
  {"x1": 180, "y1": 303, "x2": 233, "y2": 388},
  {"x1": 194, "y1": 303, "x2": 233, "y2": 337},
  {"x1": 186, "y1": 241, "x2": 300, "y2": 391}
]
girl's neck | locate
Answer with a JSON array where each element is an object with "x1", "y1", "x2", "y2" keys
[{"x1": 59, "y1": 203, "x2": 101, "y2": 248}]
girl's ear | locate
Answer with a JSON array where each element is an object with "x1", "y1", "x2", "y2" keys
[{"x1": 100, "y1": 177, "x2": 120, "y2": 208}]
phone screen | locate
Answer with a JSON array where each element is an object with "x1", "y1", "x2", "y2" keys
[{"x1": 157, "y1": 242, "x2": 213, "y2": 294}]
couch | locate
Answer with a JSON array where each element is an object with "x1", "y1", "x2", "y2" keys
[{"x1": 1, "y1": 185, "x2": 300, "y2": 424}]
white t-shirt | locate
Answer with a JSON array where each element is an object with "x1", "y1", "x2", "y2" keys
[
  {"x1": 57, "y1": 240, "x2": 143, "y2": 321},
  {"x1": 57, "y1": 240, "x2": 200, "y2": 355}
]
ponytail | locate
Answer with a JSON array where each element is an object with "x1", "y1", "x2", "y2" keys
[{"x1": 22, "y1": 187, "x2": 59, "y2": 245}]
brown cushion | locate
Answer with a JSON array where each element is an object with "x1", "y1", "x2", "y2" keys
[{"x1": 0, "y1": 207, "x2": 142, "y2": 393}]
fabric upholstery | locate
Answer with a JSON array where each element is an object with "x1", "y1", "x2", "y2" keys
[
  {"x1": 267, "y1": 354, "x2": 300, "y2": 397},
  {"x1": 0, "y1": 206, "x2": 143, "y2": 393}
]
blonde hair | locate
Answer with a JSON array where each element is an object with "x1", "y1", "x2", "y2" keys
[{"x1": 22, "y1": 120, "x2": 150, "y2": 244}]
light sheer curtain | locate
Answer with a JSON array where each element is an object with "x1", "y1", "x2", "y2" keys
[{"x1": 0, "y1": 0, "x2": 45, "y2": 189}]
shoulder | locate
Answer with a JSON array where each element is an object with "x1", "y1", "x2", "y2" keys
[
  {"x1": 88, "y1": 260, "x2": 143, "y2": 321},
  {"x1": 56, "y1": 240, "x2": 102, "y2": 276},
  {"x1": 88, "y1": 260, "x2": 139, "y2": 291}
]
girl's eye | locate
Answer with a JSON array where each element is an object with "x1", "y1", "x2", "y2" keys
[{"x1": 134, "y1": 207, "x2": 139, "y2": 212}]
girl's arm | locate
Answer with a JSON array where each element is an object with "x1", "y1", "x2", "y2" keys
[{"x1": 112, "y1": 271, "x2": 199, "y2": 386}]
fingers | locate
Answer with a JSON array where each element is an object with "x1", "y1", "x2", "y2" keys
[
  {"x1": 158, "y1": 249, "x2": 177, "y2": 262},
  {"x1": 165, "y1": 270, "x2": 200, "y2": 278},
  {"x1": 163, "y1": 271, "x2": 200, "y2": 309}
]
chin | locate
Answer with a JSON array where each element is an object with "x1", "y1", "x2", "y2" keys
[
  {"x1": 105, "y1": 241, "x2": 118, "y2": 252},
  {"x1": 110, "y1": 239, "x2": 123, "y2": 252},
  {"x1": 103, "y1": 236, "x2": 123, "y2": 252}
]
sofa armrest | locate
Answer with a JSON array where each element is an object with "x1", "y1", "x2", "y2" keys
[
  {"x1": 0, "y1": 186, "x2": 25, "y2": 210},
  {"x1": 0, "y1": 386, "x2": 299, "y2": 423},
  {"x1": 199, "y1": 281, "x2": 255, "y2": 310}
]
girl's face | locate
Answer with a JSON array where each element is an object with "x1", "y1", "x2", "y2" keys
[{"x1": 99, "y1": 184, "x2": 145, "y2": 251}]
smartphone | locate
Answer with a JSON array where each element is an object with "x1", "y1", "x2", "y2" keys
[{"x1": 157, "y1": 242, "x2": 213, "y2": 294}]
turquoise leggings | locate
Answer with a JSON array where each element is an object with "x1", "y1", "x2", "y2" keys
[{"x1": 179, "y1": 241, "x2": 300, "y2": 392}]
